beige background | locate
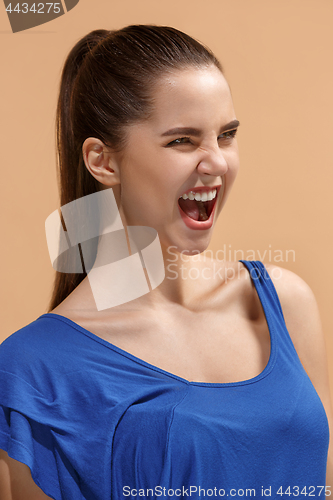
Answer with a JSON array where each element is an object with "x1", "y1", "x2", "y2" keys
[{"x1": 0, "y1": 1, "x2": 332, "y2": 392}]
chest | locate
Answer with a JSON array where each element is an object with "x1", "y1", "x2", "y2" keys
[{"x1": 76, "y1": 306, "x2": 271, "y2": 384}]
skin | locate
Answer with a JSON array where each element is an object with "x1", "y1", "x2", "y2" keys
[{"x1": 1, "y1": 65, "x2": 332, "y2": 498}]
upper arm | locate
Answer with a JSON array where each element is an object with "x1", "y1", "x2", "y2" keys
[
  {"x1": 265, "y1": 263, "x2": 333, "y2": 485},
  {"x1": 0, "y1": 449, "x2": 53, "y2": 500}
]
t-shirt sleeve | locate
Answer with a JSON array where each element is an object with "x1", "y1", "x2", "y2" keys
[
  {"x1": 0, "y1": 326, "x2": 62, "y2": 500},
  {"x1": 0, "y1": 315, "x2": 134, "y2": 500}
]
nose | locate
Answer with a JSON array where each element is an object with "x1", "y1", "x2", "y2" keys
[{"x1": 196, "y1": 144, "x2": 229, "y2": 177}]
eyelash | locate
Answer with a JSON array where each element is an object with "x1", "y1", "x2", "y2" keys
[{"x1": 167, "y1": 128, "x2": 238, "y2": 146}]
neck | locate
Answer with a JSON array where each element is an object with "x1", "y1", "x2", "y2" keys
[{"x1": 141, "y1": 241, "x2": 224, "y2": 309}]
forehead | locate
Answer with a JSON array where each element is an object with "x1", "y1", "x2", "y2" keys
[{"x1": 148, "y1": 66, "x2": 235, "y2": 130}]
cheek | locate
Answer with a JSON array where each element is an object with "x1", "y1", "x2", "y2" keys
[
  {"x1": 229, "y1": 162, "x2": 240, "y2": 183},
  {"x1": 120, "y1": 166, "x2": 173, "y2": 217}
]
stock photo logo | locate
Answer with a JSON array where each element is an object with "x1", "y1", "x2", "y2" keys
[
  {"x1": 45, "y1": 188, "x2": 165, "y2": 311},
  {"x1": 3, "y1": 0, "x2": 80, "y2": 33}
]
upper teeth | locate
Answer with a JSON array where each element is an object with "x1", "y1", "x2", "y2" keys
[{"x1": 179, "y1": 189, "x2": 217, "y2": 202}]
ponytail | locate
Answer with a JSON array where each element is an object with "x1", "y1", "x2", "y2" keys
[{"x1": 48, "y1": 30, "x2": 110, "y2": 311}]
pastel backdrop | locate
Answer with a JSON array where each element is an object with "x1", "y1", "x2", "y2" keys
[{"x1": 1, "y1": 0, "x2": 332, "y2": 394}]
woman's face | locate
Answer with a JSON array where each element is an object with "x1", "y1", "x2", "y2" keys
[{"x1": 113, "y1": 65, "x2": 240, "y2": 256}]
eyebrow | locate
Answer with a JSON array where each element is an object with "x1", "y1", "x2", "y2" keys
[{"x1": 161, "y1": 119, "x2": 240, "y2": 137}]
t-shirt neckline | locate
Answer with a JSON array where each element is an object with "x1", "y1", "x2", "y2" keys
[{"x1": 39, "y1": 261, "x2": 277, "y2": 388}]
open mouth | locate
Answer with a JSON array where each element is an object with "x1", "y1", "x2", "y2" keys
[{"x1": 178, "y1": 186, "x2": 220, "y2": 222}]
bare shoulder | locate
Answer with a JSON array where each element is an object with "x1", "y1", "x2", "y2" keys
[
  {"x1": 263, "y1": 262, "x2": 315, "y2": 306},
  {"x1": 262, "y1": 263, "x2": 323, "y2": 349},
  {"x1": 263, "y1": 263, "x2": 332, "y2": 402},
  {"x1": 262, "y1": 263, "x2": 325, "y2": 365},
  {"x1": 230, "y1": 260, "x2": 328, "y2": 392}
]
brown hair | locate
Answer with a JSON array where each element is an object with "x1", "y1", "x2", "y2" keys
[{"x1": 48, "y1": 24, "x2": 223, "y2": 311}]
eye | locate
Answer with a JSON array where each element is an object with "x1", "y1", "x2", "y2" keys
[
  {"x1": 166, "y1": 129, "x2": 238, "y2": 147},
  {"x1": 219, "y1": 129, "x2": 238, "y2": 140},
  {"x1": 167, "y1": 137, "x2": 191, "y2": 146}
]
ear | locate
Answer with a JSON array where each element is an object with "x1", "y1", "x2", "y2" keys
[{"x1": 82, "y1": 138, "x2": 120, "y2": 187}]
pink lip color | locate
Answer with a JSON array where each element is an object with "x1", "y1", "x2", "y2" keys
[{"x1": 177, "y1": 185, "x2": 221, "y2": 231}]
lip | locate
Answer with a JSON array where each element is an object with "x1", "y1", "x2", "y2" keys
[{"x1": 177, "y1": 184, "x2": 222, "y2": 231}]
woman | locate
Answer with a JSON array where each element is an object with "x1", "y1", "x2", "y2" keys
[{"x1": 0, "y1": 24, "x2": 332, "y2": 500}]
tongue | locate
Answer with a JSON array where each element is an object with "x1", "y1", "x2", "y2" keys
[{"x1": 178, "y1": 199, "x2": 209, "y2": 221}]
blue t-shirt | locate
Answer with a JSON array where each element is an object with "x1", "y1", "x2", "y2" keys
[{"x1": 0, "y1": 261, "x2": 329, "y2": 499}]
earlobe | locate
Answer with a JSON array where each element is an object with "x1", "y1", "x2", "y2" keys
[{"x1": 82, "y1": 137, "x2": 120, "y2": 187}]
